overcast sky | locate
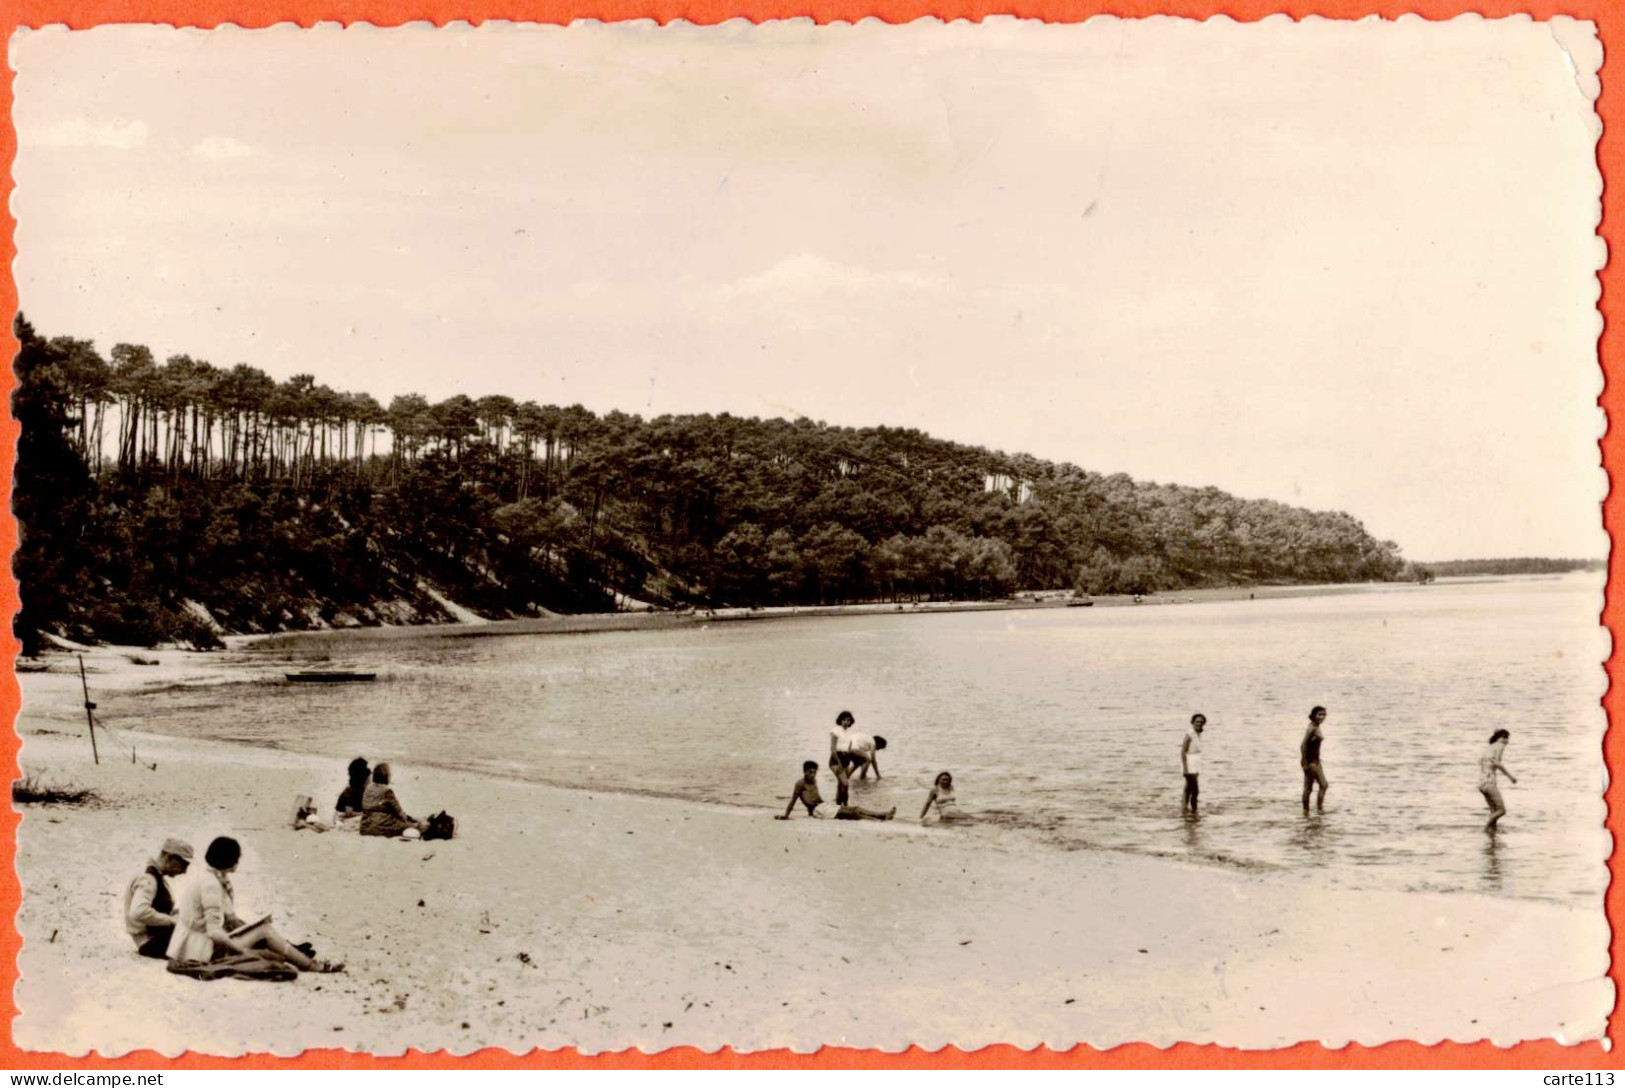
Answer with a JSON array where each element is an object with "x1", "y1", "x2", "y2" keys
[{"x1": 11, "y1": 17, "x2": 1606, "y2": 560}]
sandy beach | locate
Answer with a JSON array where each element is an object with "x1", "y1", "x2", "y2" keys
[{"x1": 10, "y1": 645, "x2": 1611, "y2": 1057}]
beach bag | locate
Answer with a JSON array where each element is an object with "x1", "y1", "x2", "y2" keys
[
  {"x1": 423, "y1": 810, "x2": 457, "y2": 841},
  {"x1": 167, "y1": 952, "x2": 298, "y2": 983}
]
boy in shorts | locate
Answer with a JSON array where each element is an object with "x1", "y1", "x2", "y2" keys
[{"x1": 777, "y1": 761, "x2": 896, "y2": 821}]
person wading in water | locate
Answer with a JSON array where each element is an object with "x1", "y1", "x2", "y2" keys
[
  {"x1": 1301, "y1": 705, "x2": 1329, "y2": 813},
  {"x1": 1181, "y1": 713, "x2": 1206, "y2": 816},
  {"x1": 1479, "y1": 728, "x2": 1518, "y2": 833}
]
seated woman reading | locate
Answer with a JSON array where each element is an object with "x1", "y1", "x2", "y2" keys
[
  {"x1": 167, "y1": 836, "x2": 342, "y2": 973},
  {"x1": 361, "y1": 762, "x2": 429, "y2": 838}
]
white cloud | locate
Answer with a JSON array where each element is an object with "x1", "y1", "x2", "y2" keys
[
  {"x1": 191, "y1": 136, "x2": 255, "y2": 160},
  {"x1": 27, "y1": 118, "x2": 147, "y2": 150},
  {"x1": 722, "y1": 253, "x2": 939, "y2": 301}
]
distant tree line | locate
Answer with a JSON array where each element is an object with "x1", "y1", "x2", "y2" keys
[
  {"x1": 1421, "y1": 557, "x2": 1605, "y2": 578},
  {"x1": 11, "y1": 316, "x2": 1410, "y2": 651}
]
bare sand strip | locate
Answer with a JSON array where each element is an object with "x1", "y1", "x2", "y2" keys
[{"x1": 12, "y1": 660, "x2": 1609, "y2": 1057}]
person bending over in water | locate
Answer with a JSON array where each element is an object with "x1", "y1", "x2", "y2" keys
[
  {"x1": 919, "y1": 771, "x2": 959, "y2": 823},
  {"x1": 777, "y1": 761, "x2": 896, "y2": 821},
  {"x1": 848, "y1": 733, "x2": 887, "y2": 780},
  {"x1": 1479, "y1": 728, "x2": 1518, "y2": 832},
  {"x1": 1301, "y1": 706, "x2": 1329, "y2": 812},
  {"x1": 1181, "y1": 714, "x2": 1206, "y2": 815}
]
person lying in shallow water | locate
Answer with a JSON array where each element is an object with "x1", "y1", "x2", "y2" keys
[
  {"x1": 776, "y1": 761, "x2": 896, "y2": 821},
  {"x1": 919, "y1": 771, "x2": 959, "y2": 823}
]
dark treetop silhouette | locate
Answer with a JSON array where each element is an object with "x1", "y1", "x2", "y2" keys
[{"x1": 12, "y1": 315, "x2": 1408, "y2": 652}]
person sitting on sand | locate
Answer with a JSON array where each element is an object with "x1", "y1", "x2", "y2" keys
[
  {"x1": 168, "y1": 836, "x2": 343, "y2": 973},
  {"x1": 361, "y1": 762, "x2": 429, "y2": 838},
  {"x1": 919, "y1": 771, "x2": 959, "y2": 823},
  {"x1": 1301, "y1": 706, "x2": 1329, "y2": 813},
  {"x1": 829, "y1": 710, "x2": 858, "y2": 804},
  {"x1": 123, "y1": 837, "x2": 192, "y2": 959},
  {"x1": 777, "y1": 761, "x2": 896, "y2": 821},
  {"x1": 334, "y1": 757, "x2": 370, "y2": 823},
  {"x1": 1479, "y1": 728, "x2": 1518, "y2": 833},
  {"x1": 291, "y1": 794, "x2": 329, "y2": 833},
  {"x1": 1181, "y1": 713, "x2": 1206, "y2": 815}
]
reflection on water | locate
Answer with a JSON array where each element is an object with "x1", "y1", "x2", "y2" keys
[
  {"x1": 1482, "y1": 833, "x2": 1505, "y2": 894},
  {"x1": 1290, "y1": 812, "x2": 1333, "y2": 867},
  {"x1": 98, "y1": 574, "x2": 1607, "y2": 905},
  {"x1": 1180, "y1": 811, "x2": 1203, "y2": 852}
]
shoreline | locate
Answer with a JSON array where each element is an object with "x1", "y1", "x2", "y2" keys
[
  {"x1": 250, "y1": 579, "x2": 1415, "y2": 652},
  {"x1": 12, "y1": 654, "x2": 1612, "y2": 1055},
  {"x1": 22, "y1": 642, "x2": 1591, "y2": 910}
]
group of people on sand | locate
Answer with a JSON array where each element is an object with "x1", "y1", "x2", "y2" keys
[
  {"x1": 120, "y1": 754, "x2": 449, "y2": 978},
  {"x1": 123, "y1": 835, "x2": 343, "y2": 977},
  {"x1": 1177, "y1": 705, "x2": 1520, "y2": 833},
  {"x1": 293, "y1": 756, "x2": 445, "y2": 839},
  {"x1": 775, "y1": 709, "x2": 957, "y2": 823}
]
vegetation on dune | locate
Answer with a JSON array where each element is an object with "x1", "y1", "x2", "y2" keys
[{"x1": 12, "y1": 315, "x2": 1410, "y2": 650}]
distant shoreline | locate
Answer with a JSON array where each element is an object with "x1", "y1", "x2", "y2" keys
[
  {"x1": 253, "y1": 579, "x2": 1416, "y2": 652},
  {"x1": 16, "y1": 580, "x2": 1406, "y2": 697}
]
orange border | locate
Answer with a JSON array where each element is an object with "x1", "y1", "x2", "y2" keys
[{"x1": 0, "y1": 1, "x2": 1617, "y2": 1070}]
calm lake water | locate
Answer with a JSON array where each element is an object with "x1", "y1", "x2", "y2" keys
[{"x1": 110, "y1": 574, "x2": 1608, "y2": 905}]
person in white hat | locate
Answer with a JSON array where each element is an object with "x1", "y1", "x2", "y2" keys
[{"x1": 124, "y1": 837, "x2": 192, "y2": 959}]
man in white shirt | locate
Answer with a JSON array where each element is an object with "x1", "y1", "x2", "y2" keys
[
  {"x1": 1180, "y1": 714, "x2": 1207, "y2": 815},
  {"x1": 847, "y1": 732, "x2": 886, "y2": 780}
]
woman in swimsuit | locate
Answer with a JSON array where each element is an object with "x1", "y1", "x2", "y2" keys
[
  {"x1": 1300, "y1": 706, "x2": 1328, "y2": 812},
  {"x1": 919, "y1": 771, "x2": 959, "y2": 823},
  {"x1": 1479, "y1": 728, "x2": 1517, "y2": 832}
]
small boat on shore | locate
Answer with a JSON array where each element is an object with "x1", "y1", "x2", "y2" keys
[
  {"x1": 285, "y1": 671, "x2": 377, "y2": 683},
  {"x1": 1066, "y1": 599, "x2": 1095, "y2": 607}
]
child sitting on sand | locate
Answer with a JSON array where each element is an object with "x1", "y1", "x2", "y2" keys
[
  {"x1": 776, "y1": 761, "x2": 896, "y2": 821},
  {"x1": 919, "y1": 771, "x2": 959, "y2": 823},
  {"x1": 290, "y1": 795, "x2": 330, "y2": 833}
]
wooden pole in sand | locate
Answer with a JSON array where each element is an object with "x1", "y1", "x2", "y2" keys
[{"x1": 77, "y1": 654, "x2": 100, "y2": 765}]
